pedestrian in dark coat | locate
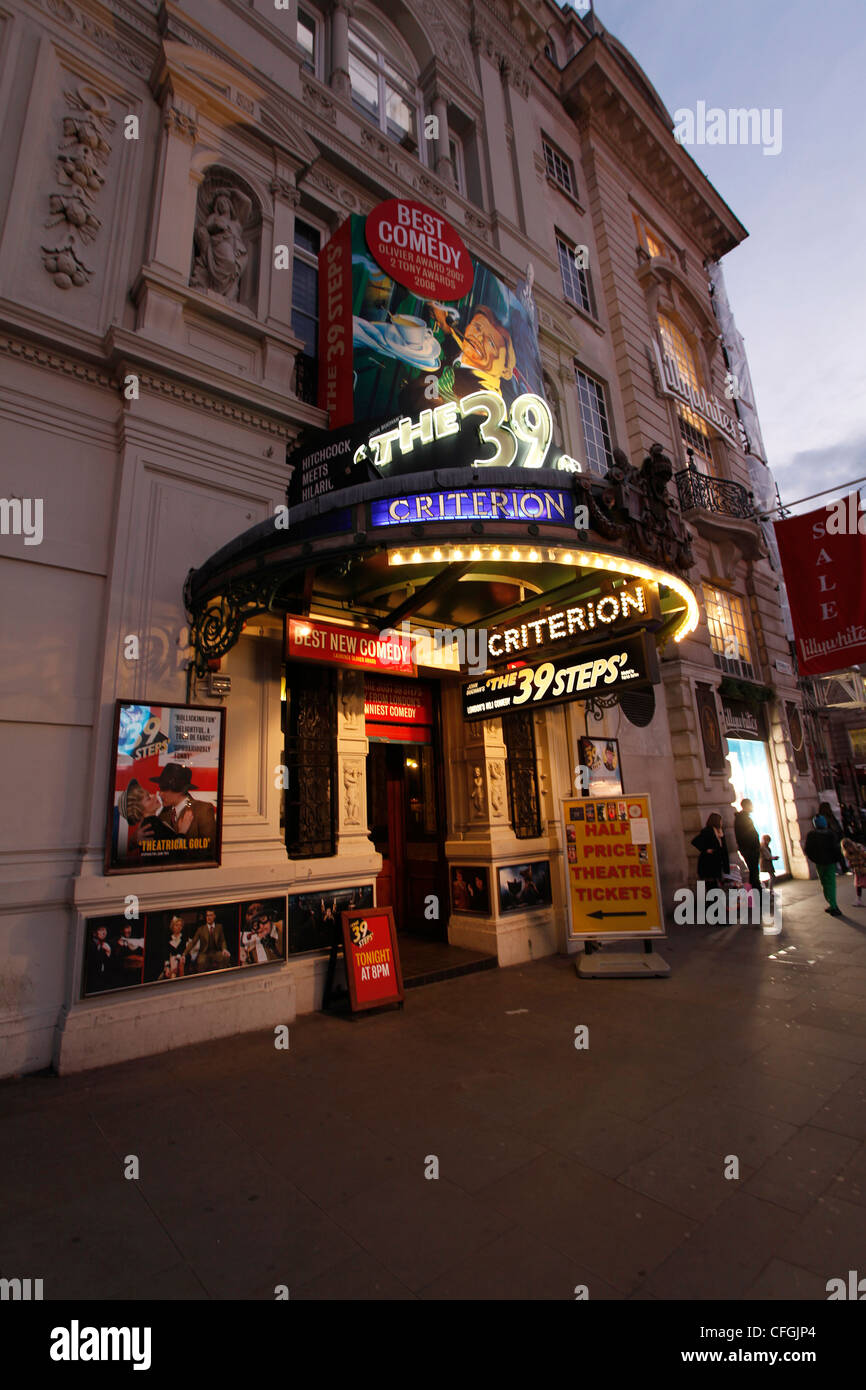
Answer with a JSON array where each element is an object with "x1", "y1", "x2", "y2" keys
[
  {"x1": 804, "y1": 814, "x2": 842, "y2": 916},
  {"x1": 691, "y1": 812, "x2": 730, "y2": 889},
  {"x1": 734, "y1": 798, "x2": 762, "y2": 891}
]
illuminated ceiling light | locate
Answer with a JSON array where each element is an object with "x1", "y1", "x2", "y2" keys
[
  {"x1": 411, "y1": 550, "x2": 422, "y2": 563},
  {"x1": 392, "y1": 552, "x2": 403, "y2": 565},
  {"x1": 433, "y1": 548, "x2": 443, "y2": 561},
  {"x1": 294, "y1": 623, "x2": 311, "y2": 638},
  {"x1": 529, "y1": 549, "x2": 539, "y2": 561},
  {"x1": 471, "y1": 547, "x2": 482, "y2": 560},
  {"x1": 563, "y1": 553, "x2": 573, "y2": 564},
  {"x1": 452, "y1": 548, "x2": 464, "y2": 560}
]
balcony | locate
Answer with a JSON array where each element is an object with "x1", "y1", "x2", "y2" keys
[
  {"x1": 675, "y1": 459, "x2": 763, "y2": 560},
  {"x1": 675, "y1": 463, "x2": 754, "y2": 519}
]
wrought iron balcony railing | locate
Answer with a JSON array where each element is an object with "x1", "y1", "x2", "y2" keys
[{"x1": 675, "y1": 463, "x2": 755, "y2": 520}]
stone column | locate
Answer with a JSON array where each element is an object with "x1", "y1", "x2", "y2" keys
[
  {"x1": 330, "y1": 0, "x2": 352, "y2": 99},
  {"x1": 151, "y1": 93, "x2": 199, "y2": 280},
  {"x1": 431, "y1": 93, "x2": 454, "y2": 184}
]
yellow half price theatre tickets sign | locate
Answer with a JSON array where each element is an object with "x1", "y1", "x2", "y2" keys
[{"x1": 561, "y1": 793, "x2": 664, "y2": 940}]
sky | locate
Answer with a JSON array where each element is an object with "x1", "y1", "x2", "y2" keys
[{"x1": 562, "y1": 0, "x2": 866, "y2": 516}]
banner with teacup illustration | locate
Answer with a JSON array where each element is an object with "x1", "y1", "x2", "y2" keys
[
  {"x1": 319, "y1": 202, "x2": 546, "y2": 430},
  {"x1": 104, "y1": 701, "x2": 226, "y2": 873}
]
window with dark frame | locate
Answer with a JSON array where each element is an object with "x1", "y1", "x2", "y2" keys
[
  {"x1": 503, "y1": 710, "x2": 541, "y2": 840},
  {"x1": 556, "y1": 233, "x2": 594, "y2": 316},
  {"x1": 348, "y1": 21, "x2": 424, "y2": 156},
  {"x1": 574, "y1": 367, "x2": 615, "y2": 473},
  {"x1": 297, "y1": 8, "x2": 317, "y2": 74},
  {"x1": 703, "y1": 586, "x2": 756, "y2": 681},
  {"x1": 292, "y1": 218, "x2": 320, "y2": 405},
  {"x1": 542, "y1": 135, "x2": 576, "y2": 196}
]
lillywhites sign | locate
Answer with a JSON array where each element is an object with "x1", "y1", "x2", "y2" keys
[
  {"x1": 722, "y1": 698, "x2": 763, "y2": 739},
  {"x1": 462, "y1": 633, "x2": 657, "y2": 720},
  {"x1": 487, "y1": 580, "x2": 655, "y2": 660},
  {"x1": 372, "y1": 487, "x2": 573, "y2": 527},
  {"x1": 648, "y1": 339, "x2": 740, "y2": 445}
]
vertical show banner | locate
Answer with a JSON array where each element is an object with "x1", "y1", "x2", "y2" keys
[
  {"x1": 562, "y1": 793, "x2": 664, "y2": 940},
  {"x1": 317, "y1": 216, "x2": 353, "y2": 425},
  {"x1": 319, "y1": 202, "x2": 545, "y2": 429},
  {"x1": 105, "y1": 701, "x2": 225, "y2": 872}
]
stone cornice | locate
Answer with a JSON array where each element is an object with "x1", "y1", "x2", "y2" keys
[
  {"x1": 562, "y1": 39, "x2": 747, "y2": 260},
  {"x1": 25, "y1": 0, "x2": 158, "y2": 78}
]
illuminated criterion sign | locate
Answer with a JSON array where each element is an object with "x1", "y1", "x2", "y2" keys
[
  {"x1": 353, "y1": 391, "x2": 581, "y2": 475},
  {"x1": 371, "y1": 488, "x2": 573, "y2": 527},
  {"x1": 487, "y1": 580, "x2": 653, "y2": 659},
  {"x1": 462, "y1": 633, "x2": 657, "y2": 720}
]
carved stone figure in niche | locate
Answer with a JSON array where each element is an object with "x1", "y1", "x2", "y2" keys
[
  {"x1": 471, "y1": 765, "x2": 486, "y2": 816},
  {"x1": 344, "y1": 764, "x2": 362, "y2": 824},
  {"x1": 191, "y1": 187, "x2": 251, "y2": 301},
  {"x1": 489, "y1": 761, "x2": 505, "y2": 816}
]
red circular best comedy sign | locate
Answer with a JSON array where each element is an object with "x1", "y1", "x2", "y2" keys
[{"x1": 366, "y1": 198, "x2": 473, "y2": 301}]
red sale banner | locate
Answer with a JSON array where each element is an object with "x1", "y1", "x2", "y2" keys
[{"x1": 774, "y1": 494, "x2": 866, "y2": 675}]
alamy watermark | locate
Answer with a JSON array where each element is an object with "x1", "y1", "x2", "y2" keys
[
  {"x1": 0, "y1": 497, "x2": 43, "y2": 545},
  {"x1": 673, "y1": 102, "x2": 782, "y2": 157},
  {"x1": 673, "y1": 883, "x2": 781, "y2": 931}
]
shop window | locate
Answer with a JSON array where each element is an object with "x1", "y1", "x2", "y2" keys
[
  {"x1": 703, "y1": 586, "x2": 756, "y2": 680},
  {"x1": 503, "y1": 710, "x2": 541, "y2": 839},
  {"x1": 556, "y1": 233, "x2": 595, "y2": 317},
  {"x1": 657, "y1": 312, "x2": 717, "y2": 473},
  {"x1": 574, "y1": 366, "x2": 614, "y2": 474},
  {"x1": 542, "y1": 135, "x2": 576, "y2": 196},
  {"x1": 298, "y1": 8, "x2": 319, "y2": 76},
  {"x1": 349, "y1": 18, "x2": 424, "y2": 158},
  {"x1": 283, "y1": 664, "x2": 337, "y2": 858},
  {"x1": 292, "y1": 218, "x2": 321, "y2": 404}
]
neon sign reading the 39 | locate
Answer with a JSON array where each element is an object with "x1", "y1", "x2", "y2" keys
[{"x1": 355, "y1": 392, "x2": 581, "y2": 474}]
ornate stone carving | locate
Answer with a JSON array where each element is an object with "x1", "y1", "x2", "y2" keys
[
  {"x1": 270, "y1": 177, "x2": 301, "y2": 207},
  {"x1": 470, "y1": 764, "x2": 486, "y2": 818},
  {"x1": 339, "y1": 671, "x2": 364, "y2": 729},
  {"x1": 343, "y1": 762, "x2": 362, "y2": 824},
  {"x1": 42, "y1": 84, "x2": 115, "y2": 288},
  {"x1": 412, "y1": 172, "x2": 447, "y2": 208},
  {"x1": 602, "y1": 443, "x2": 696, "y2": 572},
  {"x1": 191, "y1": 184, "x2": 252, "y2": 301},
  {"x1": 489, "y1": 760, "x2": 505, "y2": 816},
  {"x1": 302, "y1": 80, "x2": 337, "y2": 125},
  {"x1": 164, "y1": 106, "x2": 198, "y2": 142}
]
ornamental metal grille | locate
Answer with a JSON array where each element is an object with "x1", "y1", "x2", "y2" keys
[
  {"x1": 284, "y1": 664, "x2": 337, "y2": 858},
  {"x1": 503, "y1": 710, "x2": 541, "y2": 839},
  {"x1": 676, "y1": 465, "x2": 754, "y2": 520}
]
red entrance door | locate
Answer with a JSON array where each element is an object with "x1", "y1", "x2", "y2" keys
[{"x1": 366, "y1": 741, "x2": 446, "y2": 937}]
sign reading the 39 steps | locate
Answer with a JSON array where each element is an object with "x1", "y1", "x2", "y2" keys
[{"x1": 561, "y1": 792, "x2": 664, "y2": 940}]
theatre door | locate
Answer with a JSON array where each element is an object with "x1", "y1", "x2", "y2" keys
[{"x1": 365, "y1": 676, "x2": 447, "y2": 938}]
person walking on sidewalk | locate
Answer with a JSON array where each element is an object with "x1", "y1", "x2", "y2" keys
[
  {"x1": 734, "y1": 798, "x2": 762, "y2": 892},
  {"x1": 691, "y1": 812, "x2": 730, "y2": 890},
  {"x1": 841, "y1": 837, "x2": 866, "y2": 908},
  {"x1": 804, "y1": 814, "x2": 842, "y2": 916},
  {"x1": 818, "y1": 800, "x2": 848, "y2": 876}
]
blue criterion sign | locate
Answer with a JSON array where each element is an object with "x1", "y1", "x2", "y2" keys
[
  {"x1": 462, "y1": 633, "x2": 658, "y2": 720},
  {"x1": 371, "y1": 487, "x2": 574, "y2": 527}
]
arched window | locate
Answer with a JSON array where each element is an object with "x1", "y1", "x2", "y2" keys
[
  {"x1": 348, "y1": 13, "x2": 425, "y2": 157},
  {"x1": 657, "y1": 312, "x2": 716, "y2": 473}
]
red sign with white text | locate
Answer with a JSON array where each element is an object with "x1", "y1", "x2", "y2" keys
[
  {"x1": 366, "y1": 198, "x2": 473, "y2": 301},
  {"x1": 317, "y1": 218, "x2": 353, "y2": 424},
  {"x1": 341, "y1": 907, "x2": 404, "y2": 1011},
  {"x1": 364, "y1": 677, "x2": 434, "y2": 725},
  {"x1": 286, "y1": 618, "x2": 416, "y2": 676},
  {"x1": 774, "y1": 495, "x2": 866, "y2": 675}
]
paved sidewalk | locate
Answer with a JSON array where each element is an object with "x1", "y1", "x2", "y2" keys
[{"x1": 3, "y1": 877, "x2": 866, "y2": 1301}]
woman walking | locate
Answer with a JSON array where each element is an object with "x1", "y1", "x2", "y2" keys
[{"x1": 691, "y1": 812, "x2": 730, "y2": 890}]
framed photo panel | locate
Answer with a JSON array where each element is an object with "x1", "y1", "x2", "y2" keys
[{"x1": 105, "y1": 701, "x2": 226, "y2": 873}]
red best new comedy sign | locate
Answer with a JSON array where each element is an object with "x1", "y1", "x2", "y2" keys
[
  {"x1": 774, "y1": 494, "x2": 866, "y2": 675},
  {"x1": 366, "y1": 198, "x2": 473, "y2": 301}
]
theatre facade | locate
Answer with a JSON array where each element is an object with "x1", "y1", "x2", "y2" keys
[{"x1": 0, "y1": 0, "x2": 818, "y2": 1075}]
